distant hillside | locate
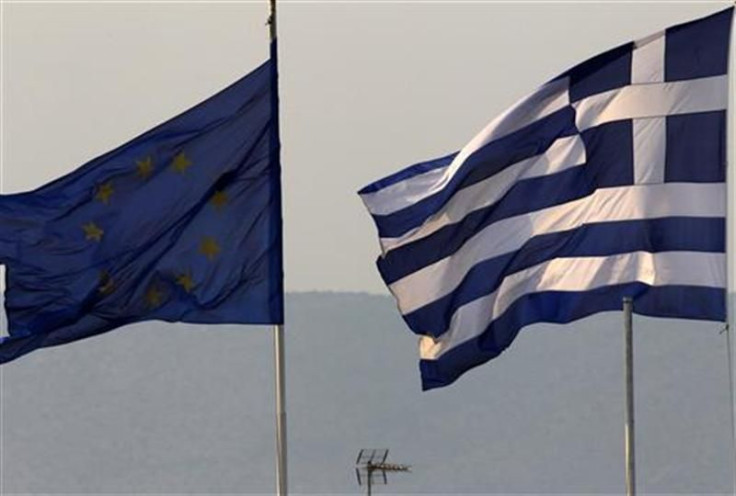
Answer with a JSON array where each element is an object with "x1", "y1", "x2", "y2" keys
[{"x1": 1, "y1": 291, "x2": 733, "y2": 494}]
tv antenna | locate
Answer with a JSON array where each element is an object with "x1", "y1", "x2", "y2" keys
[{"x1": 355, "y1": 448, "x2": 410, "y2": 496}]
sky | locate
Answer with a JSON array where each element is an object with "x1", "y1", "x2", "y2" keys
[{"x1": 1, "y1": 0, "x2": 729, "y2": 295}]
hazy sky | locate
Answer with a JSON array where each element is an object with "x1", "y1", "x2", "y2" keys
[{"x1": 0, "y1": 0, "x2": 729, "y2": 295}]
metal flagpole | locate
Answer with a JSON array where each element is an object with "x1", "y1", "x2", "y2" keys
[
  {"x1": 274, "y1": 324, "x2": 288, "y2": 496},
  {"x1": 623, "y1": 297, "x2": 636, "y2": 496},
  {"x1": 726, "y1": 4, "x2": 736, "y2": 491},
  {"x1": 268, "y1": 1, "x2": 288, "y2": 495}
]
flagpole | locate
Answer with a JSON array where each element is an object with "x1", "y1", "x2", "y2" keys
[
  {"x1": 274, "y1": 323, "x2": 288, "y2": 496},
  {"x1": 268, "y1": 1, "x2": 288, "y2": 495},
  {"x1": 727, "y1": 5, "x2": 736, "y2": 491},
  {"x1": 623, "y1": 297, "x2": 636, "y2": 496}
]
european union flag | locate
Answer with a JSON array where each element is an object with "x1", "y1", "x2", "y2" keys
[{"x1": 0, "y1": 54, "x2": 283, "y2": 363}]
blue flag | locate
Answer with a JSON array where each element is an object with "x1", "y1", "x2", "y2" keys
[
  {"x1": 360, "y1": 8, "x2": 732, "y2": 390},
  {"x1": 0, "y1": 51, "x2": 283, "y2": 363}
]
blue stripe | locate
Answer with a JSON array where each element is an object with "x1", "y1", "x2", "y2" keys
[
  {"x1": 358, "y1": 153, "x2": 457, "y2": 195},
  {"x1": 378, "y1": 166, "x2": 588, "y2": 283},
  {"x1": 419, "y1": 283, "x2": 725, "y2": 390},
  {"x1": 395, "y1": 217, "x2": 724, "y2": 338},
  {"x1": 369, "y1": 107, "x2": 577, "y2": 238}
]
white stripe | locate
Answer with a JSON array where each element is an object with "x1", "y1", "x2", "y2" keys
[
  {"x1": 389, "y1": 183, "x2": 725, "y2": 315},
  {"x1": 449, "y1": 77, "x2": 570, "y2": 175},
  {"x1": 420, "y1": 251, "x2": 726, "y2": 360},
  {"x1": 574, "y1": 75, "x2": 728, "y2": 132},
  {"x1": 361, "y1": 78, "x2": 570, "y2": 216},
  {"x1": 631, "y1": 31, "x2": 665, "y2": 84},
  {"x1": 361, "y1": 166, "x2": 449, "y2": 216},
  {"x1": 380, "y1": 135, "x2": 586, "y2": 253},
  {"x1": 633, "y1": 118, "x2": 666, "y2": 184}
]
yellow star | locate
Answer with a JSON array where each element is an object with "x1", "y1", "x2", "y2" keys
[
  {"x1": 136, "y1": 156, "x2": 154, "y2": 179},
  {"x1": 98, "y1": 270, "x2": 115, "y2": 295},
  {"x1": 145, "y1": 285, "x2": 165, "y2": 308},
  {"x1": 176, "y1": 272, "x2": 195, "y2": 293},
  {"x1": 210, "y1": 190, "x2": 228, "y2": 210},
  {"x1": 95, "y1": 181, "x2": 114, "y2": 205},
  {"x1": 199, "y1": 236, "x2": 221, "y2": 261},
  {"x1": 171, "y1": 152, "x2": 192, "y2": 174},
  {"x1": 82, "y1": 222, "x2": 104, "y2": 242}
]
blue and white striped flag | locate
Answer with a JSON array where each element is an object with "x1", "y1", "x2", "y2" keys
[{"x1": 359, "y1": 8, "x2": 733, "y2": 390}]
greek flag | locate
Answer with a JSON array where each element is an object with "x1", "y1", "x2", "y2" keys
[{"x1": 359, "y1": 8, "x2": 733, "y2": 390}]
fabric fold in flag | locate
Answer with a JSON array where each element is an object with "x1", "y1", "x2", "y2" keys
[
  {"x1": 359, "y1": 8, "x2": 733, "y2": 390},
  {"x1": 0, "y1": 52, "x2": 283, "y2": 364}
]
